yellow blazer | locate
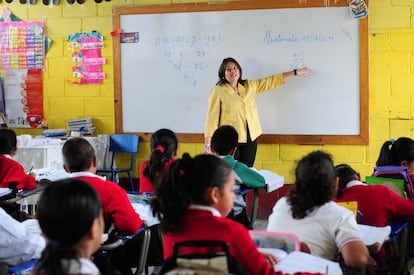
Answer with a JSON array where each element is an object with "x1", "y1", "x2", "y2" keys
[{"x1": 204, "y1": 73, "x2": 285, "y2": 143}]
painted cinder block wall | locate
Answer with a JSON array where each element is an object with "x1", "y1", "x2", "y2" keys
[{"x1": 4, "y1": 0, "x2": 414, "y2": 218}]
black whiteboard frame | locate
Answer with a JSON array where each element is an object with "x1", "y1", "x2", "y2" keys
[{"x1": 112, "y1": 0, "x2": 369, "y2": 144}]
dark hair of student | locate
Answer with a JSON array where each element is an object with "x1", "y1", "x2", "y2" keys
[
  {"x1": 143, "y1": 128, "x2": 178, "y2": 186},
  {"x1": 62, "y1": 137, "x2": 95, "y2": 172},
  {"x1": 216, "y1": 57, "x2": 247, "y2": 86},
  {"x1": 376, "y1": 137, "x2": 414, "y2": 167},
  {"x1": 150, "y1": 153, "x2": 232, "y2": 233},
  {"x1": 334, "y1": 164, "x2": 359, "y2": 198},
  {"x1": 211, "y1": 125, "x2": 238, "y2": 156},
  {"x1": 34, "y1": 178, "x2": 101, "y2": 275},
  {"x1": 287, "y1": 151, "x2": 337, "y2": 219},
  {"x1": 0, "y1": 128, "x2": 17, "y2": 154}
]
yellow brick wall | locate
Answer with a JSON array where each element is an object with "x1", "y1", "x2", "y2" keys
[{"x1": 3, "y1": 0, "x2": 413, "y2": 183}]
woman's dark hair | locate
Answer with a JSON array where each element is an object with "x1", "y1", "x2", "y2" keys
[
  {"x1": 143, "y1": 128, "x2": 178, "y2": 188},
  {"x1": 334, "y1": 164, "x2": 359, "y2": 198},
  {"x1": 287, "y1": 151, "x2": 337, "y2": 219},
  {"x1": 216, "y1": 57, "x2": 246, "y2": 86},
  {"x1": 0, "y1": 128, "x2": 17, "y2": 154},
  {"x1": 150, "y1": 153, "x2": 232, "y2": 233},
  {"x1": 34, "y1": 178, "x2": 101, "y2": 275},
  {"x1": 211, "y1": 125, "x2": 238, "y2": 156},
  {"x1": 376, "y1": 137, "x2": 414, "y2": 167}
]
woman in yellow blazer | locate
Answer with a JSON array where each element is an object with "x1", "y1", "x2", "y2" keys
[{"x1": 204, "y1": 57, "x2": 309, "y2": 167}]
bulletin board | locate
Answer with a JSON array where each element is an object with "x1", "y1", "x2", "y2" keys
[{"x1": 112, "y1": 0, "x2": 369, "y2": 144}]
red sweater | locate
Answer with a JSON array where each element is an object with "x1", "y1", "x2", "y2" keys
[
  {"x1": 164, "y1": 208, "x2": 277, "y2": 275},
  {"x1": 335, "y1": 183, "x2": 414, "y2": 227},
  {"x1": 138, "y1": 159, "x2": 174, "y2": 193},
  {"x1": 73, "y1": 173, "x2": 143, "y2": 234},
  {"x1": 0, "y1": 155, "x2": 36, "y2": 190}
]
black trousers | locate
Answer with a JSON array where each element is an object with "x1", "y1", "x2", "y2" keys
[{"x1": 234, "y1": 124, "x2": 257, "y2": 167}]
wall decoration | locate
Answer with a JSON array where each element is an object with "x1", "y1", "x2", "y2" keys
[
  {"x1": 68, "y1": 31, "x2": 106, "y2": 84},
  {"x1": 0, "y1": 21, "x2": 45, "y2": 70},
  {"x1": 4, "y1": 69, "x2": 44, "y2": 128}
]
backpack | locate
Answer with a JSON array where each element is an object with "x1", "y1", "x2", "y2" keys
[
  {"x1": 372, "y1": 166, "x2": 414, "y2": 201},
  {"x1": 159, "y1": 240, "x2": 249, "y2": 275}
]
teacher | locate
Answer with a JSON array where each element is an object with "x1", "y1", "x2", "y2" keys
[{"x1": 204, "y1": 57, "x2": 309, "y2": 167}]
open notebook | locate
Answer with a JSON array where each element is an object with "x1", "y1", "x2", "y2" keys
[{"x1": 250, "y1": 230, "x2": 341, "y2": 275}]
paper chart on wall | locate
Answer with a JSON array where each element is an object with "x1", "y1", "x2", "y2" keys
[{"x1": 0, "y1": 20, "x2": 45, "y2": 70}]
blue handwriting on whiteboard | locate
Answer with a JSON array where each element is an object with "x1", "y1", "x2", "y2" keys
[
  {"x1": 264, "y1": 30, "x2": 335, "y2": 45},
  {"x1": 154, "y1": 34, "x2": 222, "y2": 86}
]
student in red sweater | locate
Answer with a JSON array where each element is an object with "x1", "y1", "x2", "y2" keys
[
  {"x1": 62, "y1": 137, "x2": 142, "y2": 234},
  {"x1": 151, "y1": 153, "x2": 278, "y2": 275},
  {"x1": 335, "y1": 163, "x2": 414, "y2": 227},
  {"x1": 62, "y1": 137, "x2": 150, "y2": 275},
  {"x1": 0, "y1": 129, "x2": 36, "y2": 190},
  {"x1": 139, "y1": 128, "x2": 177, "y2": 193}
]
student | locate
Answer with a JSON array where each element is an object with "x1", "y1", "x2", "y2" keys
[
  {"x1": 335, "y1": 163, "x2": 414, "y2": 227},
  {"x1": 267, "y1": 151, "x2": 369, "y2": 270},
  {"x1": 0, "y1": 128, "x2": 36, "y2": 190},
  {"x1": 139, "y1": 128, "x2": 178, "y2": 193},
  {"x1": 376, "y1": 137, "x2": 414, "y2": 180},
  {"x1": 62, "y1": 137, "x2": 162, "y2": 275},
  {"x1": 151, "y1": 153, "x2": 278, "y2": 275},
  {"x1": 211, "y1": 125, "x2": 265, "y2": 229},
  {"x1": 0, "y1": 207, "x2": 45, "y2": 266},
  {"x1": 62, "y1": 137, "x2": 143, "y2": 234},
  {"x1": 33, "y1": 178, "x2": 103, "y2": 275}
]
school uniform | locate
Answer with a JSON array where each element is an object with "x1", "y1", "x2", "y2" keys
[
  {"x1": 70, "y1": 172, "x2": 143, "y2": 234},
  {"x1": 164, "y1": 205, "x2": 277, "y2": 275},
  {"x1": 221, "y1": 155, "x2": 265, "y2": 227},
  {"x1": 138, "y1": 159, "x2": 174, "y2": 193},
  {"x1": 0, "y1": 207, "x2": 45, "y2": 265},
  {"x1": 60, "y1": 258, "x2": 100, "y2": 275},
  {"x1": 267, "y1": 197, "x2": 362, "y2": 261},
  {"x1": 335, "y1": 180, "x2": 414, "y2": 227},
  {"x1": 0, "y1": 154, "x2": 36, "y2": 190}
]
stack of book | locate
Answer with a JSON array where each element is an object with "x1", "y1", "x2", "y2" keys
[{"x1": 67, "y1": 117, "x2": 95, "y2": 135}]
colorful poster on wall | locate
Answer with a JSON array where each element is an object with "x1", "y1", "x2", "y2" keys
[
  {"x1": 68, "y1": 31, "x2": 106, "y2": 84},
  {"x1": 0, "y1": 21, "x2": 45, "y2": 70},
  {"x1": 4, "y1": 69, "x2": 43, "y2": 128}
]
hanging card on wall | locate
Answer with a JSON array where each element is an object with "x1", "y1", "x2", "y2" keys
[{"x1": 68, "y1": 31, "x2": 106, "y2": 84}]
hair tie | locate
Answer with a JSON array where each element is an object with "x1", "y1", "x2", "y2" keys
[
  {"x1": 155, "y1": 145, "x2": 165, "y2": 153},
  {"x1": 47, "y1": 238, "x2": 59, "y2": 247},
  {"x1": 390, "y1": 138, "x2": 395, "y2": 145}
]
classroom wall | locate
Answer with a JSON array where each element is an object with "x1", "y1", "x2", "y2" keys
[{"x1": 4, "y1": 0, "x2": 414, "y2": 185}]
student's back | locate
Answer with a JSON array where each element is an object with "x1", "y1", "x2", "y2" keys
[
  {"x1": 33, "y1": 178, "x2": 103, "y2": 275},
  {"x1": 211, "y1": 125, "x2": 265, "y2": 228},
  {"x1": 62, "y1": 137, "x2": 142, "y2": 234},
  {"x1": 151, "y1": 153, "x2": 277, "y2": 275},
  {"x1": 0, "y1": 129, "x2": 36, "y2": 190},
  {"x1": 139, "y1": 128, "x2": 177, "y2": 193},
  {"x1": 267, "y1": 151, "x2": 369, "y2": 270}
]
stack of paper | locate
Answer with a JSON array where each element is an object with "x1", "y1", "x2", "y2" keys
[{"x1": 67, "y1": 117, "x2": 95, "y2": 135}]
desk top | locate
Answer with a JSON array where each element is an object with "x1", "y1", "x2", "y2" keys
[{"x1": 0, "y1": 180, "x2": 49, "y2": 205}]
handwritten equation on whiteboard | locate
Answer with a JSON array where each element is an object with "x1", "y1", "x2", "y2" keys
[
  {"x1": 154, "y1": 30, "x2": 335, "y2": 87},
  {"x1": 154, "y1": 34, "x2": 223, "y2": 87}
]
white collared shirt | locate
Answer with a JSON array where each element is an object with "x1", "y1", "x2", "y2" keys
[{"x1": 189, "y1": 204, "x2": 222, "y2": 217}]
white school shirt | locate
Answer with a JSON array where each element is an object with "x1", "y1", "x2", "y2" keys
[
  {"x1": 61, "y1": 258, "x2": 101, "y2": 275},
  {"x1": 266, "y1": 197, "x2": 362, "y2": 260},
  {"x1": 0, "y1": 207, "x2": 46, "y2": 265}
]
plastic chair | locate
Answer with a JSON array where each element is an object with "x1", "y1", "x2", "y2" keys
[
  {"x1": 97, "y1": 134, "x2": 139, "y2": 192},
  {"x1": 99, "y1": 226, "x2": 151, "y2": 275}
]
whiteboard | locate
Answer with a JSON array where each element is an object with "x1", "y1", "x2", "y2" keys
[{"x1": 113, "y1": 1, "x2": 368, "y2": 144}]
